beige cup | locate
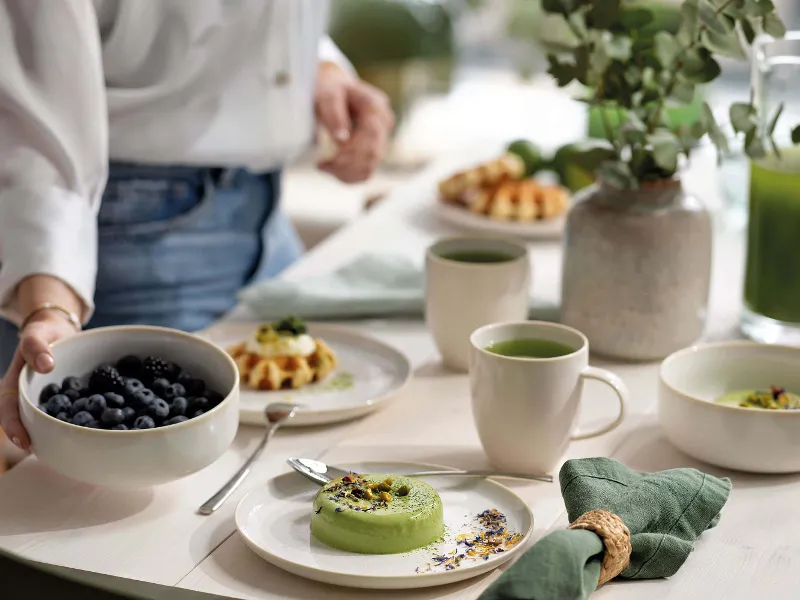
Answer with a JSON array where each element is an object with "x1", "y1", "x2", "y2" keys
[
  {"x1": 469, "y1": 321, "x2": 628, "y2": 474},
  {"x1": 425, "y1": 237, "x2": 530, "y2": 372}
]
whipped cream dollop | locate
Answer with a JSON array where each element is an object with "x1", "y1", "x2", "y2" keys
[{"x1": 245, "y1": 327, "x2": 315, "y2": 358}]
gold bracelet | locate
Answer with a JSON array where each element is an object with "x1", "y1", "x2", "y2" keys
[{"x1": 20, "y1": 303, "x2": 82, "y2": 334}]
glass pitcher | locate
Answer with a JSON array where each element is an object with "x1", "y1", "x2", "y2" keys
[{"x1": 741, "y1": 33, "x2": 800, "y2": 345}]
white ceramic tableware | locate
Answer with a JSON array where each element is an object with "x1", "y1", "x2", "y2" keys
[
  {"x1": 235, "y1": 461, "x2": 533, "y2": 589},
  {"x1": 469, "y1": 321, "x2": 627, "y2": 474},
  {"x1": 200, "y1": 322, "x2": 412, "y2": 426},
  {"x1": 425, "y1": 237, "x2": 530, "y2": 372},
  {"x1": 659, "y1": 341, "x2": 800, "y2": 473},
  {"x1": 18, "y1": 326, "x2": 240, "y2": 487},
  {"x1": 436, "y1": 201, "x2": 567, "y2": 240}
]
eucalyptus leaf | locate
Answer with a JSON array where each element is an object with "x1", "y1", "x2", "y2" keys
[
  {"x1": 793, "y1": 126, "x2": 800, "y2": 145},
  {"x1": 729, "y1": 102, "x2": 757, "y2": 134},
  {"x1": 671, "y1": 81, "x2": 695, "y2": 104},
  {"x1": 567, "y1": 139, "x2": 618, "y2": 171},
  {"x1": 616, "y1": 7, "x2": 654, "y2": 31},
  {"x1": 677, "y1": 124, "x2": 699, "y2": 154},
  {"x1": 763, "y1": 13, "x2": 786, "y2": 37},
  {"x1": 654, "y1": 32, "x2": 681, "y2": 66},
  {"x1": 604, "y1": 34, "x2": 632, "y2": 60},
  {"x1": 542, "y1": 0, "x2": 567, "y2": 15},
  {"x1": 740, "y1": 19, "x2": 757, "y2": 44},
  {"x1": 567, "y1": 11, "x2": 588, "y2": 40},
  {"x1": 744, "y1": 128, "x2": 767, "y2": 158},
  {"x1": 648, "y1": 129, "x2": 682, "y2": 172},
  {"x1": 598, "y1": 161, "x2": 638, "y2": 189},
  {"x1": 740, "y1": 0, "x2": 774, "y2": 18},
  {"x1": 547, "y1": 55, "x2": 578, "y2": 86},
  {"x1": 701, "y1": 28, "x2": 747, "y2": 59},
  {"x1": 677, "y1": 0, "x2": 701, "y2": 44},
  {"x1": 699, "y1": 0, "x2": 732, "y2": 35},
  {"x1": 702, "y1": 102, "x2": 730, "y2": 154},
  {"x1": 679, "y1": 51, "x2": 721, "y2": 83}
]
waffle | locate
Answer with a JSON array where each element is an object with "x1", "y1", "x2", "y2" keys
[
  {"x1": 227, "y1": 339, "x2": 337, "y2": 391},
  {"x1": 465, "y1": 179, "x2": 569, "y2": 221},
  {"x1": 438, "y1": 154, "x2": 525, "y2": 203}
]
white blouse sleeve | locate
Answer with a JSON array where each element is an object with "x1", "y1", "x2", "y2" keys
[
  {"x1": 0, "y1": 0, "x2": 108, "y2": 326},
  {"x1": 318, "y1": 35, "x2": 354, "y2": 74}
]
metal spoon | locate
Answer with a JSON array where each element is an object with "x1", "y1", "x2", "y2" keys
[
  {"x1": 287, "y1": 457, "x2": 553, "y2": 485},
  {"x1": 198, "y1": 402, "x2": 297, "y2": 515}
]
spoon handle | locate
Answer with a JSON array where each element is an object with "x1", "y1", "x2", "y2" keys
[{"x1": 197, "y1": 422, "x2": 281, "y2": 515}]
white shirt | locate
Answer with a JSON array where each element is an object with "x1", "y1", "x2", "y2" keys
[{"x1": 0, "y1": 0, "x2": 349, "y2": 325}]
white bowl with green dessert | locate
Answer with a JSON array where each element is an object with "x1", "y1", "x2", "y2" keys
[{"x1": 659, "y1": 341, "x2": 800, "y2": 474}]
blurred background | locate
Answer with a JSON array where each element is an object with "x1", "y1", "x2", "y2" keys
[{"x1": 285, "y1": 0, "x2": 800, "y2": 247}]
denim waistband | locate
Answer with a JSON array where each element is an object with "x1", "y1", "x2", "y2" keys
[{"x1": 108, "y1": 162, "x2": 237, "y2": 187}]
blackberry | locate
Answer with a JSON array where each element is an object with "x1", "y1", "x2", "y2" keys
[
  {"x1": 163, "y1": 416, "x2": 188, "y2": 427},
  {"x1": 39, "y1": 383, "x2": 61, "y2": 404},
  {"x1": 61, "y1": 376, "x2": 82, "y2": 392},
  {"x1": 116, "y1": 355, "x2": 143, "y2": 379},
  {"x1": 89, "y1": 364, "x2": 124, "y2": 394},
  {"x1": 142, "y1": 356, "x2": 169, "y2": 384},
  {"x1": 169, "y1": 397, "x2": 188, "y2": 418}
]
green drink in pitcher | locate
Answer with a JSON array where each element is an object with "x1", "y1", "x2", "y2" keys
[{"x1": 744, "y1": 150, "x2": 800, "y2": 325}]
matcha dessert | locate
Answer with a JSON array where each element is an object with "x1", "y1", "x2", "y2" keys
[
  {"x1": 311, "y1": 473, "x2": 444, "y2": 554},
  {"x1": 715, "y1": 386, "x2": 800, "y2": 410}
]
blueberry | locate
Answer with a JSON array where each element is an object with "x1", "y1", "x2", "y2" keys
[
  {"x1": 56, "y1": 412, "x2": 69, "y2": 422},
  {"x1": 169, "y1": 396, "x2": 188, "y2": 417},
  {"x1": 63, "y1": 388, "x2": 81, "y2": 402},
  {"x1": 131, "y1": 389, "x2": 156, "y2": 409},
  {"x1": 177, "y1": 372, "x2": 205, "y2": 397},
  {"x1": 70, "y1": 397, "x2": 89, "y2": 417},
  {"x1": 86, "y1": 394, "x2": 107, "y2": 417},
  {"x1": 39, "y1": 383, "x2": 61, "y2": 404},
  {"x1": 188, "y1": 397, "x2": 210, "y2": 416},
  {"x1": 100, "y1": 408, "x2": 126, "y2": 427},
  {"x1": 163, "y1": 383, "x2": 185, "y2": 401},
  {"x1": 205, "y1": 389, "x2": 224, "y2": 406},
  {"x1": 71, "y1": 411, "x2": 94, "y2": 427},
  {"x1": 87, "y1": 420, "x2": 101, "y2": 429},
  {"x1": 145, "y1": 398, "x2": 170, "y2": 421},
  {"x1": 151, "y1": 378, "x2": 171, "y2": 397},
  {"x1": 133, "y1": 415, "x2": 156, "y2": 430},
  {"x1": 122, "y1": 406, "x2": 136, "y2": 424},
  {"x1": 123, "y1": 378, "x2": 145, "y2": 399},
  {"x1": 163, "y1": 416, "x2": 188, "y2": 427},
  {"x1": 116, "y1": 355, "x2": 143, "y2": 378},
  {"x1": 46, "y1": 394, "x2": 71, "y2": 417},
  {"x1": 191, "y1": 409, "x2": 206, "y2": 419},
  {"x1": 61, "y1": 376, "x2": 82, "y2": 392},
  {"x1": 111, "y1": 424, "x2": 129, "y2": 431},
  {"x1": 103, "y1": 392, "x2": 125, "y2": 409}
]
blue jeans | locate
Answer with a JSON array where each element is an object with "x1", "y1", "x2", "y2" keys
[{"x1": 0, "y1": 164, "x2": 304, "y2": 374}]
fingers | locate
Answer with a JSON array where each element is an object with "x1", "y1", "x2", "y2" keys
[
  {"x1": 0, "y1": 351, "x2": 30, "y2": 450},
  {"x1": 320, "y1": 113, "x2": 392, "y2": 183},
  {"x1": 347, "y1": 84, "x2": 395, "y2": 131},
  {"x1": 315, "y1": 83, "x2": 352, "y2": 144},
  {"x1": 19, "y1": 323, "x2": 56, "y2": 373}
]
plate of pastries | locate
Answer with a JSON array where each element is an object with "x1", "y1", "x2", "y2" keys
[{"x1": 436, "y1": 151, "x2": 571, "y2": 239}]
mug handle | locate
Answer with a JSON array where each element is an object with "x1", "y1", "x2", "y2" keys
[{"x1": 570, "y1": 366, "x2": 628, "y2": 441}]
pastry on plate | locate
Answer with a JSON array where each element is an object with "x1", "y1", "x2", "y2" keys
[
  {"x1": 466, "y1": 179, "x2": 569, "y2": 221},
  {"x1": 438, "y1": 154, "x2": 525, "y2": 203},
  {"x1": 227, "y1": 316, "x2": 337, "y2": 391}
]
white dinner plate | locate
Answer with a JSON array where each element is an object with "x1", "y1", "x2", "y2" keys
[
  {"x1": 436, "y1": 201, "x2": 567, "y2": 240},
  {"x1": 200, "y1": 322, "x2": 412, "y2": 427},
  {"x1": 235, "y1": 461, "x2": 534, "y2": 590}
]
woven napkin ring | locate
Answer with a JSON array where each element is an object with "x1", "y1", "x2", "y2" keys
[{"x1": 568, "y1": 509, "x2": 632, "y2": 587}]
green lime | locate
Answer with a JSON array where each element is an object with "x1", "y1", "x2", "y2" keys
[
  {"x1": 552, "y1": 144, "x2": 596, "y2": 193},
  {"x1": 506, "y1": 139, "x2": 545, "y2": 177}
]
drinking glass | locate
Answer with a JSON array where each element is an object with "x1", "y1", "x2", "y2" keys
[{"x1": 741, "y1": 33, "x2": 800, "y2": 345}]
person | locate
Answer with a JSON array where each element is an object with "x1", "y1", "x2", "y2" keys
[{"x1": 0, "y1": 0, "x2": 394, "y2": 451}]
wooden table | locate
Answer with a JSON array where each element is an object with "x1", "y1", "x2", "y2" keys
[{"x1": 1, "y1": 156, "x2": 798, "y2": 600}]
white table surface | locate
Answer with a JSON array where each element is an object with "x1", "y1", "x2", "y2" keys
[{"x1": 2, "y1": 152, "x2": 797, "y2": 600}]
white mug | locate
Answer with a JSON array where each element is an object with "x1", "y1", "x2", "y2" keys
[
  {"x1": 469, "y1": 321, "x2": 627, "y2": 474},
  {"x1": 425, "y1": 237, "x2": 530, "y2": 372}
]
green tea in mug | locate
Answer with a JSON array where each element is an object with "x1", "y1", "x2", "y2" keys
[
  {"x1": 438, "y1": 250, "x2": 515, "y2": 264},
  {"x1": 485, "y1": 338, "x2": 575, "y2": 358}
]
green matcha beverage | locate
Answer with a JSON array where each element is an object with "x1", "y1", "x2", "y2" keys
[
  {"x1": 744, "y1": 149, "x2": 800, "y2": 325},
  {"x1": 484, "y1": 338, "x2": 575, "y2": 358},
  {"x1": 438, "y1": 250, "x2": 515, "y2": 264}
]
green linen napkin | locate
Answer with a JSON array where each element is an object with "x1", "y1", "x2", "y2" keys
[
  {"x1": 239, "y1": 253, "x2": 557, "y2": 321},
  {"x1": 481, "y1": 458, "x2": 732, "y2": 600}
]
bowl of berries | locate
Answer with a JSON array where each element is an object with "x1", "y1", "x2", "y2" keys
[{"x1": 18, "y1": 325, "x2": 240, "y2": 487}]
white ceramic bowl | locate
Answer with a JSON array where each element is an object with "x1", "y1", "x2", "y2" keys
[
  {"x1": 659, "y1": 341, "x2": 800, "y2": 474},
  {"x1": 19, "y1": 326, "x2": 240, "y2": 487}
]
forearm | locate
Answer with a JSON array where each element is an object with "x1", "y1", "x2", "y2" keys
[{"x1": 16, "y1": 275, "x2": 84, "y2": 323}]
